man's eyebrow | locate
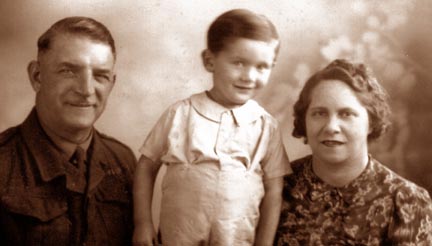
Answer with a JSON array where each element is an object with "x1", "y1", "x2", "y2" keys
[
  {"x1": 93, "y1": 68, "x2": 113, "y2": 74},
  {"x1": 57, "y1": 62, "x2": 80, "y2": 68},
  {"x1": 56, "y1": 62, "x2": 112, "y2": 73}
]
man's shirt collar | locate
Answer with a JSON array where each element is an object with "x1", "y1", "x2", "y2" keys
[
  {"x1": 39, "y1": 118, "x2": 93, "y2": 161},
  {"x1": 21, "y1": 108, "x2": 110, "y2": 190}
]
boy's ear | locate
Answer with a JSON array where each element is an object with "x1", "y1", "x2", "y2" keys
[
  {"x1": 201, "y1": 49, "x2": 215, "y2": 72},
  {"x1": 27, "y1": 60, "x2": 42, "y2": 92}
]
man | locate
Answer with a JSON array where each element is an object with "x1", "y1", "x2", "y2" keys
[{"x1": 0, "y1": 17, "x2": 136, "y2": 245}]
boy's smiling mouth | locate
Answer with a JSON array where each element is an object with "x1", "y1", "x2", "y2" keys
[{"x1": 234, "y1": 85, "x2": 254, "y2": 90}]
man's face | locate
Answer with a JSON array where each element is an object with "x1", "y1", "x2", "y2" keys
[{"x1": 31, "y1": 34, "x2": 115, "y2": 135}]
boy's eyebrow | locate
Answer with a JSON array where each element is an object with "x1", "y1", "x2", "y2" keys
[
  {"x1": 230, "y1": 56, "x2": 273, "y2": 66},
  {"x1": 260, "y1": 61, "x2": 272, "y2": 66}
]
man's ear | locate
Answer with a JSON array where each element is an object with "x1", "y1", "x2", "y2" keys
[
  {"x1": 201, "y1": 49, "x2": 215, "y2": 72},
  {"x1": 27, "y1": 60, "x2": 42, "y2": 92},
  {"x1": 112, "y1": 73, "x2": 116, "y2": 85}
]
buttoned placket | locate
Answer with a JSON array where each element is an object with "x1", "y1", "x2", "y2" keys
[
  {"x1": 214, "y1": 110, "x2": 236, "y2": 169},
  {"x1": 68, "y1": 146, "x2": 90, "y2": 246}
]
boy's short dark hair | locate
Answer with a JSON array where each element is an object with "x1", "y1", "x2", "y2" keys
[
  {"x1": 37, "y1": 16, "x2": 116, "y2": 60},
  {"x1": 292, "y1": 59, "x2": 392, "y2": 142},
  {"x1": 206, "y1": 9, "x2": 280, "y2": 55}
]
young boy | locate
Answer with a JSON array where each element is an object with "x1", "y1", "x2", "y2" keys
[{"x1": 133, "y1": 9, "x2": 291, "y2": 246}]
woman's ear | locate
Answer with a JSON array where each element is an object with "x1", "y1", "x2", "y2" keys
[
  {"x1": 201, "y1": 49, "x2": 215, "y2": 72},
  {"x1": 27, "y1": 60, "x2": 42, "y2": 92}
]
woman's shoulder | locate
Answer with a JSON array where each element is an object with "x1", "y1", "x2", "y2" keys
[
  {"x1": 371, "y1": 157, "x2": 432, "y2": 243},
  {"x1": 370, "y1": 157, "x2": 431, "y2": 202},
  {"x1": 289, "y1": 155, "x2": 313, "y2": 173}
]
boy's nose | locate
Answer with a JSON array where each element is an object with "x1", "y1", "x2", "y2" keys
[{"x1": 241, "y1": 67, "x2": 257, "y2": 82}]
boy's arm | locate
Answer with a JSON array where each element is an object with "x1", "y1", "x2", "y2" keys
[
  {"x1": 254, "y1": 176, "x2": 284, "y2": 246},
  {"x1": 132, "y1": 155, "x2": 162, "y2": 246}
]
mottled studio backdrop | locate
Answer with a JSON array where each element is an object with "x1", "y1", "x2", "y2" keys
[{"x1": 1, "y1": 0, "x2": 431, "y2": 218}]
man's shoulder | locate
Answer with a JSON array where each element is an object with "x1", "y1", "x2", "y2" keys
[
  {"x1": 0, "y1": 126, "x2": 20, "y2": 193},
  {"x1": 0, "y1": 126, "x2": 20, "y2": 148},
  {"x1": 98, "y1": 132, "x2": 134, "y2": 154},
  {"x1": 96, "y1": 131, "x2": 137, "y2": 162}
]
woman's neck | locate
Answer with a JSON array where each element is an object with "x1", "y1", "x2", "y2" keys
[{"x1": 312, "y1": 153, "x2": 369, "y2": 187}]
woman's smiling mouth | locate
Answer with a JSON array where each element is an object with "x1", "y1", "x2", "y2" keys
[{"x1": 321, "y1": 140, "x2": 344, "y2": 147}]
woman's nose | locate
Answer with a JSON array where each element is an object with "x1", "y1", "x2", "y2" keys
[{"x1": 324, "y1": 115, "x2": 341, "y2": 133}]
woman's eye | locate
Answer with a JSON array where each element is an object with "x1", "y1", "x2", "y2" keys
[
  {"x1": 340, "y1": 111, "x2": 356, "y2": 118},
  {"x1": 311, "y1": 111, "x2": 326, "y2": 117}
]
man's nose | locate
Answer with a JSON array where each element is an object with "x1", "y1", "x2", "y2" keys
[{"x1": 76, "y1": 71, "x2": 95, "y2": 96}]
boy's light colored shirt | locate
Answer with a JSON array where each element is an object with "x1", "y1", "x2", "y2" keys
[
  {"x1": 139, "y1": 91, "x2": 291, "y2": 179},
  {"x1": 140, "y1": 91, "x2": 291, "y2": 244}
]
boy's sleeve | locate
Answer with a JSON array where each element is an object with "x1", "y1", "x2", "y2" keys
[
  {"x1": 261, "y1": 123, "x2": 292, "y2": 180},
  {"x1": 139, "y1": 106, "x2": 175, "y2": 163}
]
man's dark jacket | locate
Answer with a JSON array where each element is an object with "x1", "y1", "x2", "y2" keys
[{"x1": 0, "y1": 109, "x2": 136, "y2": 245}]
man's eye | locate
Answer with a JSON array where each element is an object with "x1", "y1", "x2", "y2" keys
[
  {"x1": 58, "y1": 68, "x2": 78, "y2": 78},
  {"x1": 95, "y1": 74, "x2": 111, "y2": 82},
  {"x1": 59, "y1": 68, "x2": 74, "y2": 74},
  {"x1": 233, "y1": 61, "x2": 243, "y2": 66}
]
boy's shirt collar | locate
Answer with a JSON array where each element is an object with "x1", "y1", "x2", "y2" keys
[{"x1": 190, "y1": 91, "x2": 265, "y2": 125}]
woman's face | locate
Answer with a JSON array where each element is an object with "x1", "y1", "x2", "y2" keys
[{"x1": 305, "y1": 79, "x2": 371, "y2": 167}]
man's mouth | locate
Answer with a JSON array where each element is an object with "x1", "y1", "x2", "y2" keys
[{"x1": 68, "y1": 102, "x2": 94, "y2": 107}]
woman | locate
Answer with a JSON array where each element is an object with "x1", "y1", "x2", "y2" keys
[{"x1": 275, "y1": 59, "x2": 432, "y2": 245}]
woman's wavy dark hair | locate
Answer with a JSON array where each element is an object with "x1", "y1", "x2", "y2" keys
[{"x1": 292, "y1": 59, "x2": 391, "y2": 142}]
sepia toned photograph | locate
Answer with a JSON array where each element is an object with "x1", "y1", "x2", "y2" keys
[{"x1": 0, "y1": 0, "x2": 431, "y2": 245}]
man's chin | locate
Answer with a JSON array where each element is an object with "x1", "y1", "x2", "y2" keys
[{"x1": 62, "y1": 118, "x2": 96, "y2": 132}]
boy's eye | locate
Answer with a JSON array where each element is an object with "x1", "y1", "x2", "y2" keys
[{"x1": 257, "y1": 64, "x2": 269, "y2": 71}]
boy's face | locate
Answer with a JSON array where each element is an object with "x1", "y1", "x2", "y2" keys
[{"x1": 203, "y1": 37, "x2": 278, "y2": 108}]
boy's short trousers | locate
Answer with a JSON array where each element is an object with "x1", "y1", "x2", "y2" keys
[{"x1": 159, "y1": 163, "x2": 265, "y2": 246}]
